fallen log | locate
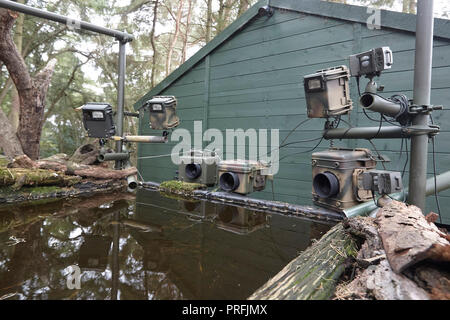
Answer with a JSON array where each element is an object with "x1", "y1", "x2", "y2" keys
[
  {"x1": 0, "y1": 167, "x2": 81, "y2": 189},
  {"x1": 0, "y1": 179, "x2": 127, "y2": 204},
  {"x1": 335, "y1": 201, "x2": 450, "y2": 300},
  {"x1": 248, "y1": 223, "x2": 357, "y2": 300},
  {"x1": 375, "y1": 201, "x2": 450, "y2": 273},
  {"x1": 8, "y1": 154, "x2": 137, "y2": 180}
]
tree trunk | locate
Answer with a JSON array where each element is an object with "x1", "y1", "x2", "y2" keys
[
  {"x1": 216, "y1": 0, "x2": 233, "y2": 34},
  {"x1": 205, "y1": 0, "x2": 212, "y2": 43},
  {"x1": 181, "y1": 0, "x2": 193, "y2": 63},
  {"x1": 150, "y1": 0, "x2": 159, "y2": 88},
  {"x1": 166, "y1": 0, "x2": 184, "y2": 76},
  {"x1": 0, "y1": 8, "x2": 56, "y2": 160},
  {"x1": 403, "y1": 0, "x2": 416, "y2": 14},
  {"x1": 8, "y1": 0, "x2": 24, "y2": 133},
  {"x1": 238, "y1": 0, "x2": 250, "y2": 16},
  {"x1": 0, "y1": 106, "x2": 24, "y2": 158}
]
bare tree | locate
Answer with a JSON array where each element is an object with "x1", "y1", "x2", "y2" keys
[
  {"x1": 150, "y1": 0, "x2": 159, "y2": 88},
  {"x1": 166, "y1": 0, "x2": 185, "y2": 76},
  {"x1": 205, "y1": 0, "x2": 212, "y2": 43},
  {"x1": 181, "y1": 0, "x2": 193, "y2": 63}
]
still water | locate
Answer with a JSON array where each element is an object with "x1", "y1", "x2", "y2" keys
[{"x1": 0, "y1": 189, "x2": 333, "y2": 300}]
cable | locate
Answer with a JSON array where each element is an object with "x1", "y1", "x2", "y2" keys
[
  {"x1": 430, "y1": 114, "x2": 442, "y2": 222},
  {"x1": 402, "y1": 138, "x2": 409, "y2": 179},
  {"x1": 367, "y1": 138, "x2": 387, "y2": 170},
  {"x1": 432, "y1": 136, "x2": 442, "y2": 222},
  {"x1": 278, "y1": 136, "x2": 324, "y2": 162},
  {"x1": 280, "y1": 118, "x2": 311, "y2": 146}
]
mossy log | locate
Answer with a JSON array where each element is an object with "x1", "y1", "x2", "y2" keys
[
  {"x1": 0, "y1": 179, "x2": 127, "y2": 205},
  {"x1": 9, "y1": 154, "x2": 137, "y2": 180},
  {"x1": 0, "y1": 167, "x2": 81, "y2": 190},
  {"x1": 248, "y1": 223, "x2": 357, "y2": 300},
  {"x1": 159, "y1": 180, "x2": 207, "y2": 194}
]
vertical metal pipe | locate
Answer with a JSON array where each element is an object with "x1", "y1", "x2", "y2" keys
[
  {"x1": 408, "y1": 0, "x2": 435, "y2": 211},
  {"x1": 115, "y1": 41, "x2": 127, "y2": 169}
]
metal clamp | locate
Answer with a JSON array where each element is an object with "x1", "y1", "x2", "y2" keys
[{"x1": 408, "y1": 104, "x2": 443, "y2": 114}]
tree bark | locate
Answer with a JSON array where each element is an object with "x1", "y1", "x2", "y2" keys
[
  {"x1": 403, "y1": 0, "x2": 417, "y2": 14},
  {"x1": 8, "y1": 0, "x2": 24, "y2": 133},
  {"x1": 0, "y1": 8, "x2": 56, "y2": 160},
  {"x1": 166, "y1": 0, "x2": 184, "y2": 76},
  {"x1": 205, "y1": 0, "x2": 212, "y2": 43},
  {"x1": 150, "y1": 0, "x2": 159, "y2": 88},
  {"x1": 181, "y1": 0, "x2": 193, "y2": 63},
  {"x1": 238, "y1": 0, "x2": 250, "y2": 16}
]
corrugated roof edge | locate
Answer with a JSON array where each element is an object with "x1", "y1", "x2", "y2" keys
[{"x1": 134, "y1": 0, "x2": 450, "y2": 111}]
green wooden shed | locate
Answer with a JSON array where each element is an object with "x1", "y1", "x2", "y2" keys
[{"x1": 134, "y1": 0, "x2": 450, "y2": 224}]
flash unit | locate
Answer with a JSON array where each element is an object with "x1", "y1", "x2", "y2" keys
[
  {"x1": 304, "y1": 66, "x2": 352, "y2": 118},
  {"x1": 151, "y1": 104, "x2": 163, "y2": 112},
  {"x1": 349, "y1": 47, "x2": 393, "y2": 77},
  {"x1": 91, "y1": 111, "x2": 104, "y2": 119}
]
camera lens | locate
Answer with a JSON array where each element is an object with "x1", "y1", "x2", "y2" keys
[
  {"x1": 219, "y1": 172, "x2": 240, "y2": 192},
  {"x1": 185, "y1": 163, "x2": 202, "y2": 179},
  {"x1": 313, "y1": 172, "x2": 339, "y2": 198}
]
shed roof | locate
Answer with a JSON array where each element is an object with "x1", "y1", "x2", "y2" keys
[{"x1": 134, "y1": 0, "x2": 450, "y2": 110}]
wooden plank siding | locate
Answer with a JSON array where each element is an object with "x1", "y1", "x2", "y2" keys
[{"x1": 136, "y1": 6, "x2": 450, "y2": 224}]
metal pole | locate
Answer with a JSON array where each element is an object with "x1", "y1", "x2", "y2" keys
[
  {"x1": 115, "y1": 41, "x2": 127, "y2": 169},
  {"x1": 0, "y1": 0, "x2": 132, "y2": 41},
  {"x1": 408, "y1": 0, "x2": 435, "y2": 211}
]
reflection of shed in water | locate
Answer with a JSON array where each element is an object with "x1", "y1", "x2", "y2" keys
[{"x1": 131, "y1": 189, "x2": 332, "y2": 299}]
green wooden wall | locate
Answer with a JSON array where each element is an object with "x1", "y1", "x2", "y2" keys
[{"x1": 137, "y1": 7, "x2": 450, "y2": 224}]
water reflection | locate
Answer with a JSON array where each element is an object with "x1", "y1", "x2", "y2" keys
[{"x1": 0, "y1": 189, "x2": 333, "y2": 300}]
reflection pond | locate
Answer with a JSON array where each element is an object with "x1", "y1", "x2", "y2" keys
[{"x1": 0, "y1": 189, "x2": 334, "y2": 300}]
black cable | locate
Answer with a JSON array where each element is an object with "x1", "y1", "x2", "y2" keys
[
  {"x1": 432, "y1": 137, "x2": 442, "y2": 222},
  {"x1": 356, "y1": 76, "x2": 361, "y2": 97},
  {"x1": 430, "y1": 114, "x2": 442, "y2": 222},
  {"x1": 402, "y1": 138, "x2": 409, "y2": 179},
  {"x1": 280, "y1": 118, "x2": 311, "y2": 146},
  {"x1": 279, "y1": 136, "x2": 324, "y2": 162},
  {"x1": 367, "y1": 138, "x2": 387, "y2": 170},
  {"x1": 279, "y1": 137, "x2": 323, "y2": 148}
]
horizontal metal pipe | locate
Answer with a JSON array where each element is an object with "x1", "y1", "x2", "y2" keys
[
  {"x1": 0, "y1": 0, "x2": 133, "y2": 42},
  {"x1": 98, "y1": 152, "x2": 130, "y2": 162},
  {"x1": 360, "y1": 93, "x2": 402, "y2": 118},
  {"x1": 323, "y1": 126, "x2": 405, "y2": 140},
  {"x1": 123, "y1": 135, "x2": 168, "y2": 143},
  {"x1": 344, "y1": 170, "x2": 450, "y2": 218}
]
